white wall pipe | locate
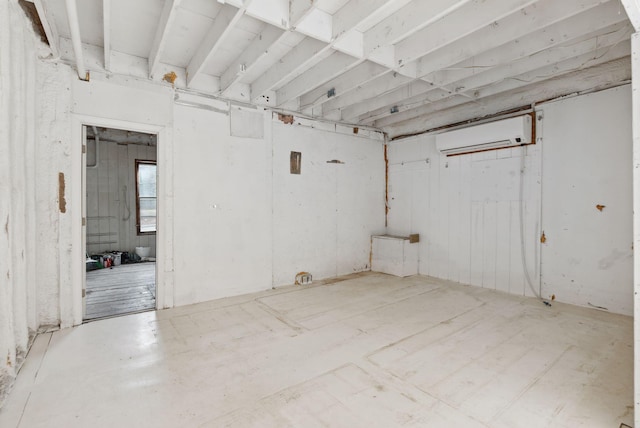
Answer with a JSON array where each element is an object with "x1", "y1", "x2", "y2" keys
[
  {"x1": 64, "y1": 0, "x2": 87, "y2": 80},
  {"x1": 87, "y1": 126, "x2": 99, "y2": 169}
]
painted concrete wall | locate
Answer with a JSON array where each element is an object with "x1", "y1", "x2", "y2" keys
[
  {"x1": 539, "y1": 86, "x2": 633, "y2": 315},
  {"x1": 386, "y1": 136, "x2": 541, "y2": 298},
  {"x1": 387, "y1": 85, "x2": 632, "y2": 315},
  {"x1": 86, "y1": 141, "x2": 157, "y2": 256}
]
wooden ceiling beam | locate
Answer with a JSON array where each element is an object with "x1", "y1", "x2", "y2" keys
[
  {"x1": 148, "y1": 0, "x2": 183, "y2": 79},
  {"x1": 186, "y1": 2, "x2": 251, "y2": 87}
]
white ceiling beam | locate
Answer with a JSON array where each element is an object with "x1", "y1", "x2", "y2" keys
[
  {"x1": 271, "y1": 0, "x2": 410, "y2": 106},
  {"x1": 363, "y1": 0, "x2": 472, "y2": 54},
  {"x1": 222, "y1": 0, "x2": 244, "y2": 7},
  {"x1": 275, "y1": 51, "x2": 361, "y2": 105},
  {"x1": 103, "y1": 0, "x2": 111, "y2": 71},
  {"x1": 187, "y1": 2, "x2": 250, "y2": 87},
  {"x1": 220, "y1": 25, "x2": 285, "y2": 95},
  {"x1": 298, "y1": 61, "x2": 389, "y2": 110},
  {"x1": 341, "y1": 80, "x2": 435, "y2": 121},
  {"x1": 425, "y1": 2, "x2": 629, "y2": 87},
  {"x1": 443, "y1": 23, "x2": 632, "y2": 97},
  {"x1": 368, "y1": 21, "x2": 632, "y2": 125},
  {"x1": 354, "y1": 1, "x2": 628, "y2": 124},
  {"x1": 470, "y1": 40, "x2": 630, "y2": 99},
  {"x1": 358, "y1": 88, "x2": 454, "y2": 124},
  {"x1": 223, "y1": 0, "x2": 318, "y2": 100},
  {"x1": 332, "y1": 27, "x2": 363, "y2": 58},
  {"x1": 375, "y1": 40, "x2": 631, "y2": 130},
  {"x1": 415, "y1": 0, "x2": 621, "y2": 78},
  {"x1": 246, "y1": 0, "x2": 288, "y2": 28},
  {"x1": 296, "y1": 8, "x2": 333, "y2": 42},
  {"x1": 621, "y1": 0, "x2": 640, "y2": 31},
  {"x1": 290, "y1": 0, "x2": 314, "y2": 27},
  {"x1": 232, "y1": 0, "x2": 315, "y2": 30},
  {"x1": 321, "y1": 72, "x2": 414, "y2": 116},
  {"x1": 64, "y1": 0, "x2": 87, "y2": 80},
  {"x1": 384, "y1": 58, "x2": 631, "y2": 137},
  {"x1": 369, "y1": 93, "x2": 468, "y2": 127},
  {"x1": 395, "y1": 0, "x2": 540, "y2": 66},
  {"x1": 148, "y1": 0, "x2": 183, "y2": 79},
  {"x1": 250, "y1": 37, "x2": 329, "y2": 100},
  {"x1": 33, "y1": 0, "x2": 59, "y2": 57},
  {"x1": 332, "y1": 0, "x2": 405, "y2": 39}
]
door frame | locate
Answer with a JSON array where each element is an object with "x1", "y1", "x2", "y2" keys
[{"x1": 71, "y1": 114, "x2": 171, "y2": 326}]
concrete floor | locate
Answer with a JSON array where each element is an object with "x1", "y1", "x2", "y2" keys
[{"x1": 0, "y1": 273, "x2": 633, "y2": 427}]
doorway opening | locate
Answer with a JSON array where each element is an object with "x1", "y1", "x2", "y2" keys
[{"x1": 83, "y1": 126, "x2": 158, "y2": 321}]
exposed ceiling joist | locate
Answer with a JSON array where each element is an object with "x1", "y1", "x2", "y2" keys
[
  {"x1": 369, "y1": 22, "x2": 633, "y2": 126},
  {"x1": 103, "y1": 0, "x2": 111, "y2": 70},
  {"x1": 425, "y1": 2, "x2": 629, "y2": 87},
  {"x1": 251, "y1": 36, "x2": 329, "y2": 101},
  {"x1": 187, "y1": 3, "x2": 251, "y2": 87},
  {"x1": 220, "y1": 25, "x2": 284, "y2": 95},
  {"x1": 37, "y1": 0, "x2": 634, "y2": 137},
  {"x1": 415, "y1": 0, "x2": 620, "y2": 78},
  {"x1": 386, "y1": 57, "x2": 631, "y2": 138},
  {"x1": 332, "y1": 0, "x2": 404, "y2": 39},
  {"x1": 221, "y1": 0, "x2": 316, "y2": 98},
  {"x1": 298, "y1": 61, "x2": 389, "y2": 110},
  {"x1": 270, "y1": 0, "x2": 421, "y2": 106},
  {"x1": 321, "y1": 71, "x2": 414, "y2": 116},
  {"x1": 289, "y1": 0, "x2": 315, "y2": 27},
  {"x1": 341, "y1": 80, "x2": 436, "y2": 121},
  {"x1": 32, "y1": 0, "x2": 60, "y2": 57},
  {"x1": 376, "y1": 48, "x2": 632, "y2": 129},
  {"x1": 148, "y1": 0, "x2": 182, "y2": 79},
  {"x1": 364, "y1": 0, "x2": 472, "y2": 54},
  {"x1": 396, "y1": 0, "x2": 540, "y2": 65},
  {"x1": 350, "y1": 1, "x2": 629, "y2": 125},
  {"x1": 275, "y1": 51, "x2": 360, "y2": 105},
  {"x1": 621, "y1": 0, "x2": 640, "y2": 30}
]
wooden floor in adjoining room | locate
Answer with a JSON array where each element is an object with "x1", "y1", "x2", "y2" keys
[
  {"x1": 85, "y1": 262, "x2": 156, "y2": 320},
  {"x1": 1, "y1": 272, "x2": 632, "y2": 427}
]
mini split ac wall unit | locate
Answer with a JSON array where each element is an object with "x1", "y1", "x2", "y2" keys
[{"x1": 435, "y1": 115, "x2": 532, "y2": 156}]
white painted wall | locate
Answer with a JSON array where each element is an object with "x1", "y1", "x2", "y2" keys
[
  {"x1": 0, "y1": 0, "x2": 39, "y2": 404},
  {"x1": 387, "y1": 85, "x2": 633, "y2": 315},
  {"x1": 272, "y1": 122, "x2": 385, "y2": 287},
  {"x1": 171, "y1": 104, "x2": 273, "y2": 305},
  {"x1": 2, "y1": 51, "x2": 385, "y2": 337},
  {"x1": 386, "y1": 135, "x2": 541, "y2": 298},
  {"x1": 539, "y1": 86, "x2": 633, "y2": 315},
  {"x1": 35, "y1": 61, "x2": 73, "y2": 328},
  {"x1": 86, "y1": 141, "x2": 157, "y2": 256}
]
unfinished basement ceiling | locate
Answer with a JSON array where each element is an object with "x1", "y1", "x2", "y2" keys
[{"x1": 35, "y1": 0, "x2": 633, "y2": 137}]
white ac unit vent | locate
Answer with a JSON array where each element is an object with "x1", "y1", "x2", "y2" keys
[{"x1": 435, "y1": 115, "x2": 532, "y2": 156}]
